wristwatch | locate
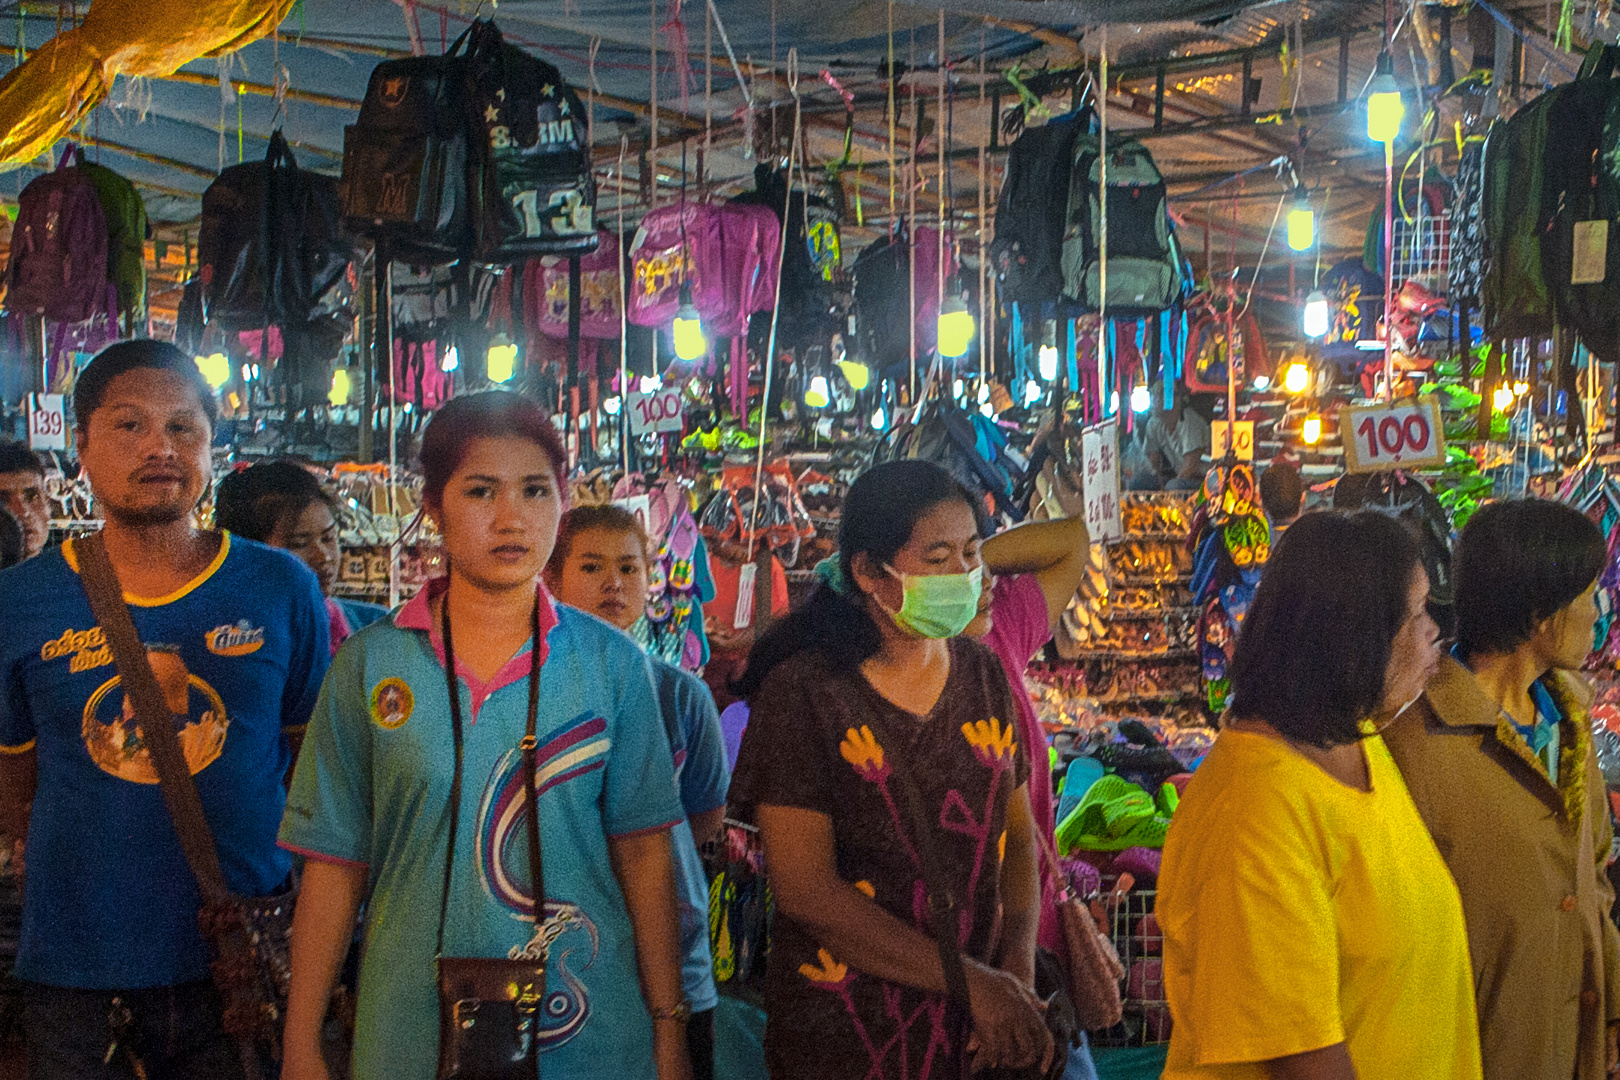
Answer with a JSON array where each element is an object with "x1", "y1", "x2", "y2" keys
[{"x1": 649, "y1": 1000, "x2": 693, "y2": 1024}]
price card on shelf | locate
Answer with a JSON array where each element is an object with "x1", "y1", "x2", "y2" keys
[
  {"x1": 1080, "y1": 417, "x2": 1122, "y2": 543},
  {"x1": 1339, "y1": 397, "x2": 1445, "y2": 473},
  {"x1": 27, "y1": 393, "x2": 66, "y2": 450},
  {"x1": 627, "y1": 386, "x2": 685, "y2": 436},
  {"x1": 1210, "y1": 420, "x2": 1255, "y2": 461}
]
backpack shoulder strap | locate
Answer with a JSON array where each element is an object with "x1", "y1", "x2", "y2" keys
[{"x1": 75, "y1": 533, "x2": 231, "y2": 906}]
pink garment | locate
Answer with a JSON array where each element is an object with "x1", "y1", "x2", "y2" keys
[
  {"x1": 527, "y1": 228, "x2": 624, "y2": 340},
  {"x1": 626, "y1": 203, "x2": 725, "y2": 329},
  {"x1": 380, "y1": 340, "x2": 454, "y2": 410},
  {"x1": 909, "y1": 225, "x2": 956, "y2": 358},
  {"x1": 982, "y1": 572, "x2": 1065, "y2": 961},
  {"x1": 626, "y1": 203, "x2": 780, "y2": 336},
  {"x1": 325, "y1": 597, "x2": 353, "y2": 658}
]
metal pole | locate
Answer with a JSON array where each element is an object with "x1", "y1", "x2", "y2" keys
[
  {"x1": 1098, "y1": 24, "x2": 1109, "y2": 414},
  {"x1": 1382, "y1": 137, "x2": 1395, "y2": 399}
]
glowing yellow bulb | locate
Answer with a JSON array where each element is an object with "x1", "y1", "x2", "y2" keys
[
  {"x1": 1493, "y1": 384, "x2": 1516, "y2": 411},
  {"x1": 836, "y1": 359, "x2": 870, "y2": 390},
  {"x1": 937, "y1": 302, "x2": 975, "y2": 359},
  {"x1": 805, "y1": 375, "x2": 830, "y2": 408},
  {"x1": 486, "y1": 336, "x2": 519, "y2": 383},
  {"x1": 672, "y1": 312, "x2": 707, "y2": 362},
  {"x1": 1283, "y1": 362, "x2": 1310, "y2": 395},
  {"x1": 194, "y1": 353, "x2": 231, "y2": 390},
  {"x1": 1302, "y1": 414, "x2": 1322, "y2": 444},
  {"x1": 1367, "y1": 80, "x2": 1404, "y2": 143},
  {"x1": 1286, "y1": 204, "x2": 1314, "y2": 252},
  {"x1": 328, "y1": 367, "x2": 351, "y2": 407}
]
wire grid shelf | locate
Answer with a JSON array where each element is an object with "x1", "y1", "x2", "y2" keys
[
  {"x1": 1388, "y1": 209, "x2": 1452, "y2": 293},
  {"x1": 1090, "y1": 887, "x2": 1172, "y2": 1048}
]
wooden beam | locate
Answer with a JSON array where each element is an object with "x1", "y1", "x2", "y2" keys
[
  {"x1": 162, "y1": 70, "x2": 360, "y2": 112},
  {"x1": 77, "y1": 136, "x2": 217, "y2": 180}
]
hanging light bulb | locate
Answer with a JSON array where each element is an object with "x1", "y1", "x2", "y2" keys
[
  {"x1": 328, "y1": 367, "x2": 351, "y2": 407},
  {"x1": 1038, "y1": 344, "x2": 1059, "y2": 382},
  {"x1": 835, "y1": 359, "x2": 870, "y2": 390},
  {"x1": 1283, "y1": 361, "x2": 1310, "y2": 395},
  {"x1": 440, "y1": 346, "x2": 460, "y2": 373},
  {"x1": 486, "y1": 333, "x2": 519, "y2": 383},
  {"x1": 805, "y1": 375, "x2": 831, "y2": 408},
  {"x1": 1303, "y1": 290, "x2": 1331, "y2": 339},
  {"x1": 871, "y1": 406, "x2": 887, "y2": 429},
  {"x1": 977, "y1": 383, "x2": 991, "y2": 405},
  {"x1": 1367, "y1": 52, "x2": 1405, "y2": 144},
  {"x1": 1286, "y1": 188, "x2": 1315, "y2": 252},
  {"x1": 1131, "y1": 384, "x2": 1152, "y2": 413},
  {"x1": 671, "y1": 284, "x2": 707, "y2": 362},
  {"x1": 1302, "y1": 413, "x2": 1323, "y2": 444},
  {"x1": 1024, "y1": 379, "x2": 1042, "y2": 406},
  {"x1": 937, "y1": 292, "x2": 975, "y2": 359},
  {"x1": 1513, "y1": 381, "x2": 1530, "y2": 397},
  {"x1": 1252, "y1": 374, "x2": 1271, "y2": 391},
  {"x1": 1493, "y1": 384, "x2": 1516, "y2": 411},
  {"x1": 603, "y1": 396, "x2": 622, "y2": 416},
  {"x1": 638, "y1": 375, "x2": 661, "y2": 394},
  {"x1": 195, "y1": 353, "x2": 231, "y2": 390}
]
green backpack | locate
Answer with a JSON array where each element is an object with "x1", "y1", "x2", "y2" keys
[{"x1": 75, "y1": 155, "x2": 148, "y2": 327}]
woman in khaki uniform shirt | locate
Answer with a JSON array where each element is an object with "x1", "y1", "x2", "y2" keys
[{"x1": 1384, "y1": 499, "x2": 1620, "y2": 1080}]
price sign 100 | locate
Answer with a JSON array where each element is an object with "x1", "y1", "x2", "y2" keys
[{"x1": 1339, "y1": 398, "x2": 1445, "y2": 474}]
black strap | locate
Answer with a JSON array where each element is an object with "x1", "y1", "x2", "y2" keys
[
  {"x1": 851, "y1": 694, "x2": 975, "y2": 1012},
  {"x1": 436, "y1": 591, "x2": 546, "y2": 957}
]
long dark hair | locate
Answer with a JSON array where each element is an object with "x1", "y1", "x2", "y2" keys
[
  {"x1": 214, "y1": 460, "x2": 337, "y2": 543},
  {"x1": 1226, "y1": 511, "x2": 1422, "y2": 748},
  {"x1": 732, "y1": 460, "x2": 978, "y2": 698}
]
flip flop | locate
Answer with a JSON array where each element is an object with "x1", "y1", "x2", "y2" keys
[{"x1": 1057, "y1": 775, "x2": 1170, "y2": 854}]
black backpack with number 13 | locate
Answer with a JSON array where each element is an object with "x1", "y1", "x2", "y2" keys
[{"x1": 340, "y1": 18, "x2": 598, "y2": 266}]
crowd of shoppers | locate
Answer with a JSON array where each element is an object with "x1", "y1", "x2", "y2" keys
[{"x1": 4, "y1": 336, "x2": 1620, "y2": 1080}]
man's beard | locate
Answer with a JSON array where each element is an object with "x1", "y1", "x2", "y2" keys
[{"x1": 105, "y1": 500, "x2": 192, "y2": 528}]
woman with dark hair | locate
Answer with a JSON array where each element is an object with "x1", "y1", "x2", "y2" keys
[
  {"x1": 1384, "y1": 499, "x2": 1620, "y2": 1080},
  {"x1": 730, "y1": 459, "x2": 1053, "y2": 1080},
  {"x1": 279, "y1": 392, "x2": 692, "y2": 1080},
  {"x1": 215, "y1": 460, "x2": 387, "y2": 652},
  {"x1": 1159, "y1": 512, "x2": 1480, "y2": 1080}
]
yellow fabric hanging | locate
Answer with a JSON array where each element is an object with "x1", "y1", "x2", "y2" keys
[{"x1": 0, "y1": 0, "x2": 294, "y2": 166}]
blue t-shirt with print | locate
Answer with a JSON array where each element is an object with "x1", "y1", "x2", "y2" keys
[
  {"x1": 0, "y1": 533, "x2": 329, "y2": 988},
  {"x1": 280, "y1": 595, "x2": 685, "y2": 1080},
  {"x1": 650, "y1": 658, "x2": 730, "y2": 1013}
]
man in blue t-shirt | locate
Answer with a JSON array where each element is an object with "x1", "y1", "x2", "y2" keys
[{"x1": 0, "y1": 342, "x2": 330, "y2": 1079}]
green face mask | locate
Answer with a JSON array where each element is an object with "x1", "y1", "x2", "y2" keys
[{"x1": 882, "y1": 564, "x2": 984, "y2": 639}]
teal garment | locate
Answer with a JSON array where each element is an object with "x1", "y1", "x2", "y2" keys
[
  {"x1": 280, "y1": 586, "x2": 684, "y2": 1080},
  {"x1": 336, "y1": 597, "x2": 388, "y2": 634},
  {"x1": 1525, "y1": 679, "x2": 1563, "y2": 786},
  {"x1": 649, "y1": 658, "x2": 730, "y2": 1013}
]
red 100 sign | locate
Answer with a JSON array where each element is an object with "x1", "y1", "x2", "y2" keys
[{"x1": 1339, "y1": 398, "x2": 1446, "y2": 474}]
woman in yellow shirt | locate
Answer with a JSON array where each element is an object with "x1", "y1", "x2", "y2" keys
[{"x1": 1159, "y1": 511, "x2": 1481, "y2": 1080}]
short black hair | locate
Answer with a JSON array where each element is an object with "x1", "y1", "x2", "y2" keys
[
  {"x1": 1227, "y1": 511, "x2": 1423, "y2": 748},
  {"x1": 0, "y1": 440, "x2": 43, "y2": 478},
  {"x1": 72, "y1": 340, "x2": 218, "y2": 432},
  {"x1": 1259, "y1": 461, "x2": 1304, "y2": 523},
  {"x1": 1454, "y1": 499, "x2": 1606, "y2": 659},
  {"x1": 214, "y1": 460, "x2": 338, "y2": 544}
]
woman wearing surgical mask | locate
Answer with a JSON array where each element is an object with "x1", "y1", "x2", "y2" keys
[
  {"x1": 729, "y1": 460, "x2": 1053, "y2": 1080},
  {"x1": 1384, "y1": 500, "x2": 1620, "y2": 1080}
]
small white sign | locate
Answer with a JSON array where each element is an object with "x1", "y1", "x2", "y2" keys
[
  {"x1": 27, "y1": 393, "x2": 66, "y2": 450},
  {"x1": 1080, "y1": 418, "x2": 1122, "y2": 543},
  {"x1": 733, "y1": 562, "x2": 758, "y2": 630},
  {"x1": 627, "y1": 386, "x2": 685, "y2": 436},
  {"x1": 1574, "y1": 220, "x2": 1610, "y2": 285},
  {"x1": 1210, "y1": 420, "x2": 1255, "y2": 462},
  {"x1": 1340, "y1": 397, "x2": 1446, "y2": 473}
]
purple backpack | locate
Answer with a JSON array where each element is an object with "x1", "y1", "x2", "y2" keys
[{"x1": 6, "y1": 154, "x2": 111, "y2": 325}]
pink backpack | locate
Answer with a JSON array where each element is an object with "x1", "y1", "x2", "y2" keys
[
  {"x1": 527, "y1": 228, "x2": 623, "y2": 340},
  {"x1": 6, "y1": 153, "x2": 114, "y2": 325}
]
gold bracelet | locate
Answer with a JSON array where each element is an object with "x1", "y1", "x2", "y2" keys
[{"x1": 649, "y1": 1001, "x2": 692, "y2": 1024}]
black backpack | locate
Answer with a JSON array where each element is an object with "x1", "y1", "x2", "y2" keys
[
  {"x1": 341, "y1": 20, "x2": 598, "y2": 266},
  {"x1": 733, "y1": 165, "x2": 839, "y2": 352},
  {"x1": 1061, "y1": 134, "x2": 1182, "y2": 317},
  {"x1": 990, "y1": 111, "x2": 1086, "y2": 308},
  {"x1": 466, "y1": 20, "x2": 598, "y2": 261},
  {"x1": 199, "y1": 130, "x2": 353, "y2": 332},
  {"x1": 1542, "y1": 44, "x2": 1620, "y2": 364},
  {"x1": 341, "y1": 30, "x2": 476, "y2": 263},
  {"x1": 850, "y1": 229, "x2": 912, "y2": 376}
]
